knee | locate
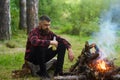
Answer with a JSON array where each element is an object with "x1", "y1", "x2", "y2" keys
[
  {"x1": 57, "y1": 43, "x2": 66, "y2": 50},
  {"x1": 32, "y1": 46, "x2": 47, "y2": 51}
]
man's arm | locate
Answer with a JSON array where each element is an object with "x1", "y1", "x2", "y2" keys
[
  {"x1": 68, "y1": 48, "x2": 74, "y2": 61},
  {"x1": 50, "y1": 38, "x2": 74, "y2": 61},
  {"x1": 29, "y1": 29, "x2": 50, "y2": 47},
  {"x1": 50, "y1": 40, "x2": 58, "y2": 48},
  {"x1": 51, "y1": 32, "x2": 74, "y2": 61}
]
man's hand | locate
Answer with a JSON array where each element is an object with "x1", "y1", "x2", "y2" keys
[
  {"x1": 68, "y1": 48, "x2": 74, "y2": 61},
  {"x1": 50, "y1": 40, "x2": 58, "y2": 48}
]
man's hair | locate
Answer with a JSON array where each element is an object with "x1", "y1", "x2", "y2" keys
[{"x1": 39, "y1": 15, "x2": 51, "y2": 22}]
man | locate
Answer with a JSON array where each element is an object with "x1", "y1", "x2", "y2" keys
[{"x1": 24, "y1": 15, "x2": 74, "y2": 79}]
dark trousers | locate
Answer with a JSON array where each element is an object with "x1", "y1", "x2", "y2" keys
[{"x1": 28, "y1": 43, "x2": 66, "y2": 75}]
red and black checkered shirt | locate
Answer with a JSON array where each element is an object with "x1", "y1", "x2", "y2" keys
[{"x1": 25, "y1": 27, "x2": 71, "y2": 60}]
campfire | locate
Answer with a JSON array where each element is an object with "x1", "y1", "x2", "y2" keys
[
  {"x1": 96, "y1": 60, "x2": 107, "y2": 71},
  {"x1": 89, "y1": 58, "x2": 114, "y2": 73},
  {"x1": 54, "y1": 41, "x2": 120, "y2": 80},
  {"x1": 87, "y1": 58, "x2": 117, "y2": 80}
]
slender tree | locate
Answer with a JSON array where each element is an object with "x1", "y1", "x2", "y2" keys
[
  {"x1": 0, "y1": 0, "x2": 11, "y2": 40},
  {"x1": 19, "y1": 0, "x2": 27, "y2": 29},
  {"x1": 26, "y1": 0, "x2": 39, "y2": 34}
]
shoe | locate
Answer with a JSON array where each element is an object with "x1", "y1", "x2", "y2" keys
[
  {"x1": 36, "y1": 70, "x2": 50, "y2": 78},
  {"x1": 40, "y1": 77, "x2": 51, "y2": 80},
  {"x1": 54, "y1": 71, "x2": 63, "y2": 76}
]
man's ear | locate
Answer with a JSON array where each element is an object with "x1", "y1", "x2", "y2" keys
[
  {"x1": 39, "y1": 21, "x2": 42, "y2": 25},
  {"x1": 38, "y1": 22, "x2": 42, "y2": 29}
]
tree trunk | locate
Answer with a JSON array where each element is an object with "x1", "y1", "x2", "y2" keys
[
  {"x1": 19, "y1": 0, "x2": 27, "y2": 29},
  {"x1": 26, "y1": 0, "x2": 39, "y2": 34},
  {"x1": 0, "y1": 0, "x2": 11, "y2": 40}
]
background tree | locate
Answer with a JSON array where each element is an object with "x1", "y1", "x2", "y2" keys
[
  {"x1": 19, "y1": 0, "x2": 27, "y2": 29},
  {"x1": 26, "y1": 0, "x2": 39, "y2": 34},
  {"x1": 0, "y1": 0, "x2": 11, "y2": 40},
  {"x1": 10, "y1": 0, "x2": 110, "y2": 36}
]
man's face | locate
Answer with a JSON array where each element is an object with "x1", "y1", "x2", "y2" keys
[{"x1": 39, "y1": 20, "x2": 51, "y2": 34}]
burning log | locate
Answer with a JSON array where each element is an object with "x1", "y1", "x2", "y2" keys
[
  {"x1": 70, "y1": 41, "x2": 99, "y2": 74},
  {"x1": 55, "y1": 41, "x2": 120, "y2": 80},
  {"x1": 69, "y1": 41, "x2": 120, "y2": 80},
  {"x1": 103, "y1": 67, "x2": 120, "y2": 79}
]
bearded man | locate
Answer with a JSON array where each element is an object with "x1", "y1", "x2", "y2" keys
[{"x1": 24, "y1": 15, "x2": 74, "y2": 79}]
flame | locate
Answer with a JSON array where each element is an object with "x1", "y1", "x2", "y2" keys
[
  {"x1": 89, "y1": 59, "x2": 112, "y2": 73},
  {"x1": 97, "y1": 60, "x2": 106, "y2": 70}
]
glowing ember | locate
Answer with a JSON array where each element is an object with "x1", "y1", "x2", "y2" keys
[
  {"x1": 96, "y1": 60, "x2": 106, "y2": 70},
  {"x1": 89, "y1": 59, "x2": 113, "y2": 73}
]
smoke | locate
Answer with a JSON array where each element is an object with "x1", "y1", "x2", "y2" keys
[{"x1": 91, "y1": 0, "x2": 120, "y2": 58}]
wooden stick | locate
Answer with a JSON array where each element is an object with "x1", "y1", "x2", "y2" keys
[{"x1": 54, "y1": 75, "x2": 86, "y2": 80}]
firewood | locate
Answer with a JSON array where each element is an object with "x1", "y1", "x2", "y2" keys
[{"x1": 54, "y1": 75, "x2": 87, "y2": 80}]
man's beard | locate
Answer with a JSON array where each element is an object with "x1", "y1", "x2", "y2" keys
[{"x1": 40, "y1": 28, "x2": 50, "y2": 35}]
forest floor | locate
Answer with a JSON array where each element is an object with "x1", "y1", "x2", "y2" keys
[{"x1": 0, "y1": 30, "x2": 120, "y2": 80}]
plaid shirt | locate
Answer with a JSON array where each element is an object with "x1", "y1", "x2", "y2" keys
[{"x1": 25, "y1": 27, "x2": 71, "y2": 60}]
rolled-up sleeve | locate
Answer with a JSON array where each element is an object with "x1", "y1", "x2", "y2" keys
[{"x1": 55, "y1": 35, "x2": 71, "y2": 49}]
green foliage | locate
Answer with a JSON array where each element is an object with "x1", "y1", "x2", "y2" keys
[
  {"x1": 0, "y1": 53, "x2": 24, "y2": 79},
  {"x1": 10, "y1": 0, "x2": 111, "y2": 36},
  {"x1": 80, "y1": 21, "x2": 99, "y2": 36},
  {"x1": 0, "y1": 53, "x2": 24, "y2": 68},
  {"x1": 59, "y1": 23, "x2": 73, "y2": 34},
  {"x1": 10, "y1": 0, "x2": 19, "y2": 35},
  {"x1": 65, "y1": 0, "x2": 109, "y2": 36},
  {"x1": 39, "y1": 0, "x2": 65, "y2": 26},
  {"x1": 38, "y1": 0, "x2": 110, "y2": 36}
]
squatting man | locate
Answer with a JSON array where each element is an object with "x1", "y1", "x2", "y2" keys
[{"x1": 24, "y1": 15, "x2": 74, "y2": 79}]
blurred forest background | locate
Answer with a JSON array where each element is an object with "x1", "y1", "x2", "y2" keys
[
  {"x1": 0, "y1": 0, "x2": 111, "y2": 39},
  {"x1": 0, "y1": 0, "x2": 120, "y2": 79}
]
